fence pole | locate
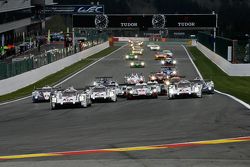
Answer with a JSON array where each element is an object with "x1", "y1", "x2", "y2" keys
[{"x1": 232, "y1": 40, "x2": 238, "y2": 64}]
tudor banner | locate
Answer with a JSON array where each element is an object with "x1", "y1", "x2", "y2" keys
[{"x1": 73, "y1": 14, "x2": 217, "y2": 30}]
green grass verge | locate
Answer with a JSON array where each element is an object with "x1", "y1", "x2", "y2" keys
[
  {"x1": 188, "y1": 46, "x2": 250, "y2": 104},
  {"x1": 0, "y1": 46, "x2": 119, "y2": 102}
]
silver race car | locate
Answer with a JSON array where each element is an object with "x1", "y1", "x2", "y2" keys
[
  {"x1": 90, "y1": 85, "x2": 117, "y2": 102},
  {"x1": 147, "y1": 80, "x2": 167, "y2": 95},
  {"x1": 124, "y1": 73, "x2": 145, "y2": 84},
  {"x1": 167, "y1": 80, "x2": 202, "y2": 99},
  {"x1": 192, "y1": 78, "x2": 215, "y2": 94},
  {"x1": 93, "y1": 77, "x2": 120, "y2": 96},
  {"x1": 50, "y1": 86, "x2": 91, "y2": 110},
  {"x1": 32, "y1": 86, "x2": 54, "y2": 103},
  {"x1": 127, "y1": 83, "x2": 158, "y2": 100}
]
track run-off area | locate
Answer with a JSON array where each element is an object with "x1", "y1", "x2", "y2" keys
[{"x1": 0, "y1": 43, "x2": 250, "y2": 166}]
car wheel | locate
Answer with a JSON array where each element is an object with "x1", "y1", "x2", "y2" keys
[
  {"x1": 196, "y1": 93, "x2": 202, "y2": 98},
  {"x1": 81, "y1": 102, "x2": 87, "y2": 108},
  {"x1": 51, "y1": 103, "x2": 57, "y2": 110},
  {"x1": 127, "y1": 95, "x2": 133, "y2": 100}
]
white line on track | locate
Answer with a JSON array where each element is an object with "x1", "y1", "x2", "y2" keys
[
  {"x1": 0, "y1": 45, "x2": 127, "y2": 106},
  {"x1": 182, "y1": 45, "x2": 250, "y2": 110}
]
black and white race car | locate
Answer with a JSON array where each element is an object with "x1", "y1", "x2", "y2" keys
[
  {"x1": 32, "y1": 86, "x2": 54, "y2": 103},
  {"x1": 167, "y1": 80, "x2": 202, "y2": 99},
  {"x1": 90, "y1": 85, "x2": 117, "y2": 102},
  {"x1": 50, "y1": 86, "x2": 92, "y2": 109},
  {"x1": 127, "y1": 83, "x2": 158, "y2": 100}
]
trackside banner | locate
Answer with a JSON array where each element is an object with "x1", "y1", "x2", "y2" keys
[
  {"x1": 44, "y1": 5, "x2": 104, "y2": 14},
  {"x1": 73, "y1": 14, "x2": 217, "y2": 30}
]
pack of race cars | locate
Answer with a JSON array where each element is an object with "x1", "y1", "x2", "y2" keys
[{"x1": 32, "y1": 40, "x2": 215, "y2": 110}]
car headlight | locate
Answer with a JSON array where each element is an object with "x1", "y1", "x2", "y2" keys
[
  {"x1": 173, "y1": 60, "x2": 177, "y2": 64},
  {"x1": 173, "y1": 71, "x2": 177, "y2": 75},
  {"x1": 79, "y1": 95, "x2": 85, "y2": 101},
  {"x1": 153, "y1": 89, "x2": 157, "y2": 93},
  {"x1": 169, "y1": 89, "x2": 174, "y2": 94},
  {"x1": 130, "y1": 62, "x2": 135, "y2": 66},
  {"x1": 51, "y1": 97, "x2": 57, "y2": 103},
  {"x1": 141, "y1": 62, "x2": 145, "y2": 66},
  {"x1": 161, "y1": 60, "x2": 165, "y2": 64},
  {"x1": 194, "y1": 87, "x2": 199, "y2": 93},
  {"x1": 129, "y1": 90, "x2": 133, "y2": 94},
  {"x1": 208, "y1": 87, "x2": 212, "y2": 90},
  {"x1": 151, "y1": 76, "x2": 156, "y2": 80},
  {"x1": 110, "y1": 91, "x2": 114, "y2": 96},
  {"x1": 165, "y1": 81, "x2": 170, "y2": 85}
]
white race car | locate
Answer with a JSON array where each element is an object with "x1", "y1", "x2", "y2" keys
[
  {"x1": 147, "y1": 42, "x2": 156, "y2": 48},
  {"x1": 149, "y1": 45, "x2": 160, "y2": 51},
  {"x1": 127, "y1": 83, "x2": 158, "y2": 100},
  {"x1": 167, "y1": 80, "x2": 202, "y2": 99},
  {"x1": 132, "y1": 46, "x2": 144, "y2": 55},
  {"x1": 124, "y1": 73, "x2": 145, "y2": 84},
  {"x1": 147, "y1": 81, "x2": 161, "y2": 94},
  {"x1": 50, "y1": 87, "x2": 91, "y2": 110},
  {"x1": 90, "y1": 85, "x2": 117, "y2": 102},
  {"x1": 162, "y1": 50, "x2": 173, "y2": 57}
]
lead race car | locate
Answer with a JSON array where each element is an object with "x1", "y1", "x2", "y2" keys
[
  {"x1": 32, "y1": 86, "x2": 54, "y2": 103},
  {"x1": 50, "y1": 86, "x2": 91, "y2": 110},
  {"x1": 149, "y1": 44, "x2": 160, "y2": 51},
  {"x1": 167, "y1": 80, "x2": 202, "y2": 99},
  {"x1": 127, "y1": 83, "x2": 158, "y2": 100},
  {"x1": 90, "y1": 85, "x2": 117, "y2": 102}
]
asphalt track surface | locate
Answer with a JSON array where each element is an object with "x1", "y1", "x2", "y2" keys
[{"x1": 0, "y1": 44, "x2": 250, "y2": 166}]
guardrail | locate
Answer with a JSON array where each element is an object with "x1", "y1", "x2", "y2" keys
[
  {"x1": 0, "y1": 41, "x2": 109, "y2": 95},
  {"x1": 196, "y1": 42, "x2": 250, "y2": 76},
  {"x1": 197, "y1": 32, "x2": 250, "y2": 64},
  {"x1": 0, "y1": 38, "x2": 107, "y2": 80}
]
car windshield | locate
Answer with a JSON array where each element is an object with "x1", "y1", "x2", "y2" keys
[
  {"x1": 178, "y1": 83, "x2": 190, "y2": 88},
  {"x1": 156, "y1": 73, "x2": 164, "y2": 76},
  {"x1": 38, "y1": 88, "x2": 51, "y2": 92},
  {"x1": 135, "y1": 85, "x2": 147, "y2": 89},
  {"x1": 93, "y1": 88, "x2": 106, "y2": 92},
  {"x1": 62, "y1": 92, "x2": 76, "y2": 96}
]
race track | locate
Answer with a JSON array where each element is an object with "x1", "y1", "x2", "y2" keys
[{"x1": 0, "y1": 43, "x2": 250, "y2": 166}]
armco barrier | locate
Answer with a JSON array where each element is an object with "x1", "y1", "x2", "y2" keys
[
  {"x1": 0, "y1": 42, "x2": 109, "y2": 95},
  {"x1": 197, "y1": 42, "x2": 250, "y2": 76},
  {"x1": 116, "y1": 37, "x2": 149, "y2": 42}
]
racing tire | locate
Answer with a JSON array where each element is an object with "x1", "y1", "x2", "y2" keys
[
  {"x1": 168, "y1": 94, "x2": 173, "y2": 100},
  {"x1": 81, "y1": 102, "x2": 87, "y2": 108},
  {"x1": 127, "y1": 95, "x2": 133, "y2": 100},
  {"x1": 196, "y1": 93, "x2": 202, "y2": 98},
  {"x1": 32, "y1": 98, "x2": 38, "y2": 103},
  {"x1": 152, "y1": 94, "x2": 158, "y2": 99},
  {"x1": 51, "y1": 103, "x2": 57, "y2": 110}
]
